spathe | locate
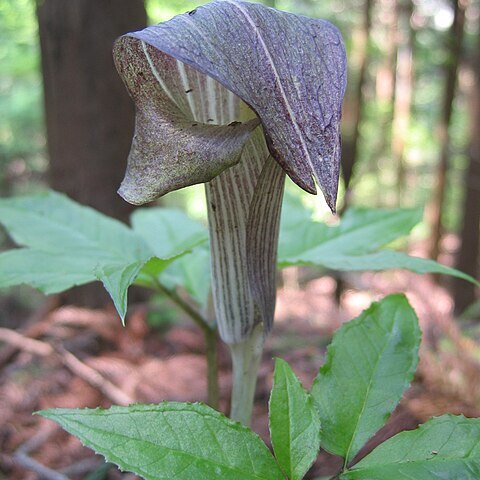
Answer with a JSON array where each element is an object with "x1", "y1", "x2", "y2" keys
[
  {"x1": 114, "y1": 0, "x2": 347, "y2": 212},
  {"x1": 115, "y1": 39, "x2": 260, "y2": 205}
]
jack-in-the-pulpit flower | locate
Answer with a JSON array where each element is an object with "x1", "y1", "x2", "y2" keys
[{"x1": 113, "y1": 0, "x2": 346, "y2": 377}]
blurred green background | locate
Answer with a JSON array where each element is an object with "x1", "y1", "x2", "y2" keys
[
  {"x1": 0, "y1": 0, "x2": 478, "y2": 311},
  {"x1": 1, "y1": 0, "x2": 476, "y2": 218}
]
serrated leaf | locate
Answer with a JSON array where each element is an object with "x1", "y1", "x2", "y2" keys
[
  {"x1": 311, "y1": 294, "x2": 421, "y2": 464},
  {"x1": 342, "y1": 415, "x2": 480, "y2": 479},
  {"x1": 39, "y1": 403, "x2": 285, "y2": 480},
  {"x1": 0, "y1": 191, "x2": 153, "y2": 320},
  {"x1": 269, "y1": 358, "x2": 321, "y2": 480}
]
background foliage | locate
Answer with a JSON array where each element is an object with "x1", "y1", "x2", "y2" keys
[{"x1": 0, "y1": 0, "x2": 476, "y2": 216}]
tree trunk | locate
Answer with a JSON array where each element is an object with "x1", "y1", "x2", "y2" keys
[
  {"x1": 373, "y1": 0, "x2": 398, "y2": 160},
  {"x1": 453, "y1": 23, "x2": 480, "y2": 316},
  {"x1": 391, "y1": 0, "x2": 414, "y2": 205},
  {"x1": 376, "y1": 0, "x2": 398, "y2": 107},
  {"x1": 340, "y1": 0, "x2": 373, "y2": 211},
  {"x1": 427, "y1": 0, "x2": 467, "y2": 260},
  {"x1": 37, "y1": 0, "x2": 147, "y2": 307}
]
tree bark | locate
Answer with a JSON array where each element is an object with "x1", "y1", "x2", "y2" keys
[
  {"x1": 427, "y1": 0, "x2": 467, "y2": 260},
  {"x1": 340, "y1": 0, "x2": 373, "y2": 211},
  {"x1": 453, "y1": 22, "x2": 480, "y2": 315},
  {"x1": 37, "y1": 0, "x2": 147, "y2": 307},
  {"x1": 391, "y1": 0, "x2": 414, "y2": 205},
  {"x1": 373, "y1": 0, "x2": 398, "y2": 164}
]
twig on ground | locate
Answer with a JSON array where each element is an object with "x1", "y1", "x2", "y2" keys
[
  {"x1": 13, "y1": 451, "x2": 71, "y2": 480},
  {"x1": 13, "y1": 423, "x2": 71, "y2": 480},
  {"x1": 0, "y1": 327, "x2": 53, "y2": 356},
  {"x1": 0, "y1": 297, "x2": 59, "y2": 368},
  {"x1": 60, "y1": 456, "x2": 104, "y2": 476},
  {"x1": 17, "y1": 422, "x2": 58, "y2": 454},
  {"x1": 53, "y1": 344, "x2": 134, "y2": 406},
  {"x1": 0, "y1": 327, "x2": 134, "y2": 405}
]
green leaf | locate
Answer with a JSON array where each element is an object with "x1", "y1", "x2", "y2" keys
[
  {"x1": 342, "y1": 415, "x2": 480, "y2": 479},
  {"x1": 95, "y1": 262, "x2": 147, "y2": 322},
  {"x1": 134, "y1": 257, "x2": 178, "y2": 288},
  {"x1": 0, "y1": 249, "x2": 96, "y2": 293},
  {"x1": 280, "y1": 191, "x2": 315, "y2": 232},
  {"x1": 269, "y1": 358, "x2": 321, "y2": 480},
  {"x1": 0, "y1": 191, "x2": 148, "y2": 261},
  {"x1": 0, "y1": 192, "x2": 215, "y2": 321},
  {"x1": 278, "y1": 201, "x2": 479, "y2": 286},
  {"x1": 131, "y1": 208, "x2": 212, "y2": 307},
  {"x1": 279, "y1": 203, "x2": 423, "y2": 261},
  {"x1": 0, "y1": 191, "x2": 153, "y2": 320},
  {"x1": 0, "y1": 191, "x2": 195, "y2": 321},
  {"x1": 296, "y1": 251, "x2": 480, "y2": 287},
  {"x1": 160, "y1": 246, "x2": 211, "y2": 308},
  {"x1": 310, "y1": 294, "x2": 421, "y2": 464},
  {"x1": 130, "y1": 207, "x2": 208, "y2": 259},
  {"x1": 39, "y1": 403, "x2": 285, "y2": 480}
]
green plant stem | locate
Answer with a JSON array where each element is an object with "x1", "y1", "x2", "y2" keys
[
  {"x1": 153, "y1": 280, "x2": 219, "y2": 409},
  {"x1": 229, "y1": 323, "x2": 265, "y2": 426},
  {"x1": 204, "y1": 328, "x2": 219, "y2": 410}
]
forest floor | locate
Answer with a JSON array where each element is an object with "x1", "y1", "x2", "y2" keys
[{"x1": 1, "y1": 243, "x2": 480, "y2": 479}]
